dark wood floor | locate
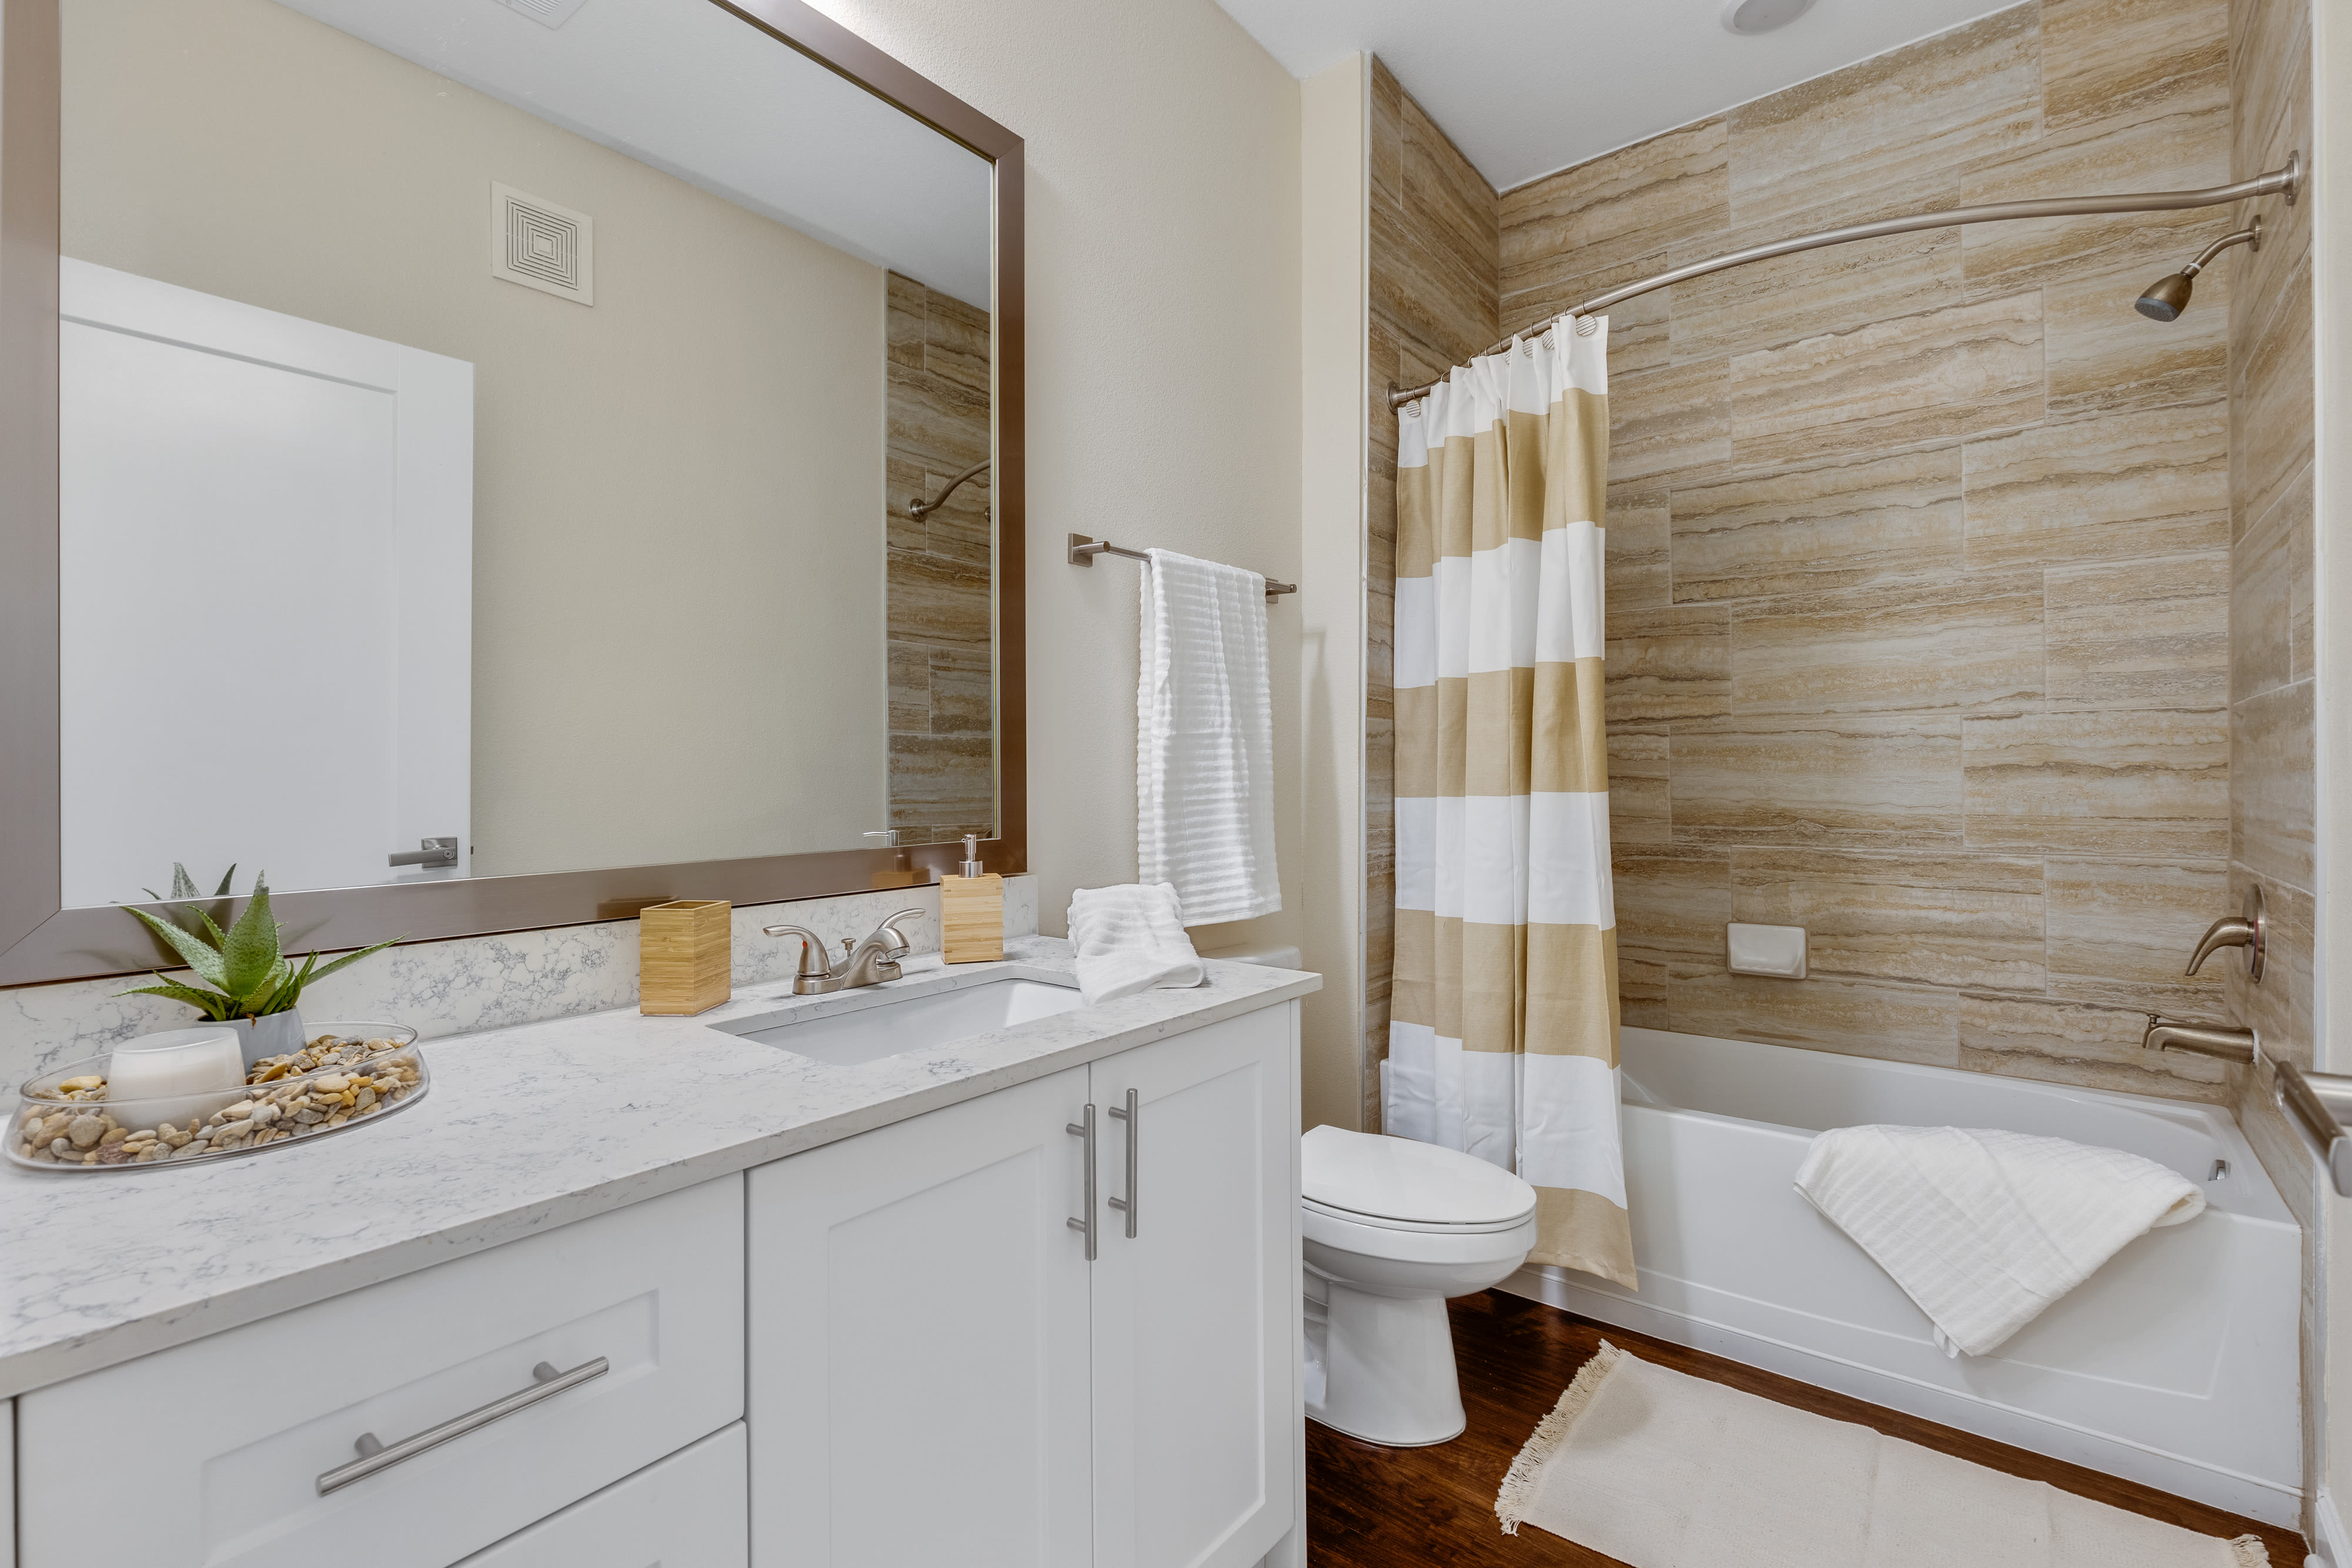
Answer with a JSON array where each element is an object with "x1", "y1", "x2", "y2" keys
[{"x1": 1306, "y1": 1290, "x2": 2307, "y2": 1566}]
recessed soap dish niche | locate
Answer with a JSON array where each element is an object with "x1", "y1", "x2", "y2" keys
[{"x1": 491, "y1": 182, "x2": 594, "y2": 305}]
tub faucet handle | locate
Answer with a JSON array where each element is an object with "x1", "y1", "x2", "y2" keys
[{"x1": 2184, "y1": 886, "x2": 2266, "y2": 979}]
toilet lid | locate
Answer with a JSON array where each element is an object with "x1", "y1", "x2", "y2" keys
[{"x1": 1301, "y1": 1126, "x2": 1537, "y2": 1228}]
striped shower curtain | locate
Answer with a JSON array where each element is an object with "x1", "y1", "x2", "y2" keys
[{"x1": 1385, "y1": 317, "x2": 1635, "y2": 1289}]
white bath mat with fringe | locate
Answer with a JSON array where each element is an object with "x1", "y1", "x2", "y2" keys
[{"x1": 1497, "y1": 1343, "x2": 2268, "y2": 1568}]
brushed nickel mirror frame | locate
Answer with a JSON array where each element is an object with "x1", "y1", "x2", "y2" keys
[{"x1": 0, "y1": 0, "x2": 1027, "y2": 986}]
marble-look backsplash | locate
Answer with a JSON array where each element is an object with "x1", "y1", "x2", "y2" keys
[{"x1": 0, "y1": 875, "x2": 1038, "y2": 1087}]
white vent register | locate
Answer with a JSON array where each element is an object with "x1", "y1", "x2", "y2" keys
[{"x1": 490, "y1": 183, "x2": 593, "y2": 305}]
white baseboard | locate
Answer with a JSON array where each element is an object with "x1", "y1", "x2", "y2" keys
[
  {"x1": 1496, "y1": 1266, "x2": 2304, "y2": 1530},
  {"x1": 2313, "y1": 1485, "x2": 2350, "y2": 1568}
]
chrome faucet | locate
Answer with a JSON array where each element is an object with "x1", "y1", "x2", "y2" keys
[
  {"x1": 2141, "y1": 1013, "x2": 2259, "y2": 1064},
  {"x1": 762, "y1": 908, "x2": 924, "y2": 995}
]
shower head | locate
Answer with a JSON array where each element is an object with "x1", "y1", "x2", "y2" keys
[
  {"x1": 2136, "y1": 216, "x2": 2260, "y2": 322},
  {"x1": 2134, "y1": 271, "x2": 2196, "y2": 322}
]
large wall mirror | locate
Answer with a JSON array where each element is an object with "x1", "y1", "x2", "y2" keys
[{"x1": 0, "y1": 0, "x2": 1026, "y2": 984}]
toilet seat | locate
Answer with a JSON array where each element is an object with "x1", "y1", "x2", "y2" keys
[{"x1": 1302, "y1": 1126, "x2": 1536, "y2": 1231}]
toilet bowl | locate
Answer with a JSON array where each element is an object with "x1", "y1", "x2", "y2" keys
[{"x1": 1301, "y1": 1125, "x2": 1537, "y2": 1447}]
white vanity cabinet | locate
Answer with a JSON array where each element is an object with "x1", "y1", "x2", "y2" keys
[
  {"x1": 16, "y1": 1178, "x2": 744, "y2": 1568},
  {"x1": 747, "y1": 1003, "x2": 1302, "y2": 1568}
]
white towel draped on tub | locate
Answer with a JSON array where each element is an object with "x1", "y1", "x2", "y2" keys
[
  {"x1": 1067, "y1": 882, "x2": 1207, "y2": 1006},
  {"x1": 1137, "y1": 549, "x2": 1279, "y2": 925},
  {"x1": 1795, "y1": 1125, "x2": 2206, "y2": 1358}
]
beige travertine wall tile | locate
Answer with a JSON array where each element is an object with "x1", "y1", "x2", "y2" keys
[
  {"x1": 2041, "y1": 0, "x2": 2230, "y2": 137},
  {"x1": 1605, "y1": 604, "x2": 1732, "y2": 722},
  {"x1": 2230, "y1": 8, "x2": 2308, "y2": 322},
  {"x1": 1728, "y1": 292, "x2": 2044, "y2": 466},
  {"x1": 1404, "y1": 93, "x2": 1499, "y2": 304},
  {"x1": 886, "y1": 363, "x2": 991, "y2": 469},
  {"x1": 1958, "y1": 108, "x2": 2231, "y2": 296},
  {"x1": 1959, "y1": 993, "x2": 2232, "y2": 1101},
  {"x1": 1963, "y1": 708, "x2": 2228, "y2": 856},
  {"x1": 2231, "y1": 474, "x2": 2297, "y2": 700},
  {"x1": 2043, "y1": 857, "x2": 2229, "y2": 1008},
  {"x1": 2043, "y1": 256, "x2": 2230, "y2": 417},
  {"x1": 1372, "y1": 198, "x2": 1496, "y2": 370},
  {"x1": 1671, "y1": 970, "x2": 1961, "y2": 1065},
  {"x1": 1605, "y1": 487, "x2": 1671, "y2": 616},
  {"x1": 1673, "y1": 716, "x2": 1964, "y2": 847},
  {"x1": 2044, "y1": 551, "x2": 2228, "y2": 710},
  {"x1": 1961, "y1": 402, "x2": 2229, "y2": 569},
  {"x1": 1668, "y1": 216, "x2": 1963, "y2": 365},
  {"x1": 1609, "y1": 355, "x2": 1730, "y2": 485},
  {"x1": 1607, "y1": 726, "x2": 1672, "y2": 847},
  {"x1": 2288, "y1": 470, "x2": 2314, "y2": 683},
  {"x1": 924, "y1": 293, "x2": 992, "y2": 396},
  {"x1": 1501, "y1": 117, "x2": 1726, "y2": 290},
  {"x1": 2231, "y1": 679, "x2": 2316, "y2": 885},
  {"x1": 1612, "y1": 847, "x2": 1732, "y2": 1027},
  {"x1": 2230, "y1": 246, "x2": 2314, "y2": 537},
  {"x1": 1730, "y1": 572, "x2": 2044, "y2": 716},
  {"x1": 887, "y1": 548, "x2": 992, "y2": 651},
  {"x1": 886, "y1": 272, "x2": 926, "y2": 369},
  {"x1": 1725, "y1": 6, "x2": 2040, "y2": 230},
  {"x1": 1670, "y1": 445, "x2": 1964, "y2": 603},
  {"x1": 1733, "y1": 848, "x2": 2044, "y2": 992}
]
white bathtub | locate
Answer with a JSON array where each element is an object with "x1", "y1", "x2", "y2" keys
[{"x1": 1502, "y1": 1025, "x2": 2302, "y2": 1526}]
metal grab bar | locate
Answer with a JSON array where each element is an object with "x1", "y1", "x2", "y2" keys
[
  {"x1": 315, "y1": 1357, "x2": 609, "y2": 1495},
  {"x1": 2274, "y1": 1061, "x2": 2352, "y2": 1197}
]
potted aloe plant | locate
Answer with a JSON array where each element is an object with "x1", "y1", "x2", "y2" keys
[{"x1": 119, "y1": 864, "x2": 399, "y2": 1064}]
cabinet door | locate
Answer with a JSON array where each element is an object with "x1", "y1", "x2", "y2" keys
[
  {"x1": 455, "y1": 1423, "x2": 746, "y2": 1567},
  {"x1": 747, "y1": 1066, "x2": 1093, "y2": 1568},
  {"x1": 1090, "y1": 1005, "x2": 1299, "y2": 1568}
]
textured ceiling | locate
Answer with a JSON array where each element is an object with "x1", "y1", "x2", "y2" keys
[{"x1": 1214, "y1": 0, "x2": 2019, "y2": 191}]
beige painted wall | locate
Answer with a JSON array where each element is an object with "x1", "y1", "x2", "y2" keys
[
  {"x1": 1298, "y1": 54, "x2": 1370, "y2": 1133},
  {"x1": 807, "y1": 0, "x2": 1305, "y2": 952},
  {"x1": 63, "y1": 0, "x2": 890, "y2": 880}
]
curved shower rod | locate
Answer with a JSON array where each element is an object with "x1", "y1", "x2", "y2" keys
[
  {"x1": 907, "y1": 457, "x2": 991, "y2": 518},
  {"x1": 1387, "y1": 152, "x2": 2303, "y2": 410}
]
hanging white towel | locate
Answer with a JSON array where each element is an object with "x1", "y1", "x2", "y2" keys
[
  {"x1": 1067, "y1": 882, "x2": 1206, "y2": 1006},
  {"x1": 1794, "y1": 1125, "x2": 2206, "y2": 1358},
  {"x1": 1137, "y1": 548, "x2": 1279, "y2": 925}
]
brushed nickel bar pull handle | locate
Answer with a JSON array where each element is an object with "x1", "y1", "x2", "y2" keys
[
  {"x1": 1107, "y1": 1088, "x2": 1138, "y2": 1239},
  {"x1": 1067, "y1": 1105, "x2": 1097, "y2": 1261},
  {"x1": 316, "y1": 1356, "x2": 609, "y2": 1496}
]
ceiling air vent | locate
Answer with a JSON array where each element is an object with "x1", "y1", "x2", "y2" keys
[
  {"x1": 490, "y1": 0, "x2": 590, "y2": 28},
  {"x1": 490, "y1": 182, "x2": 594, "y2": 306}
]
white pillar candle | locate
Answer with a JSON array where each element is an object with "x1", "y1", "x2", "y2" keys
[{"x1": 107, "y1": 1027, "x2": 246, "y2": 1132}]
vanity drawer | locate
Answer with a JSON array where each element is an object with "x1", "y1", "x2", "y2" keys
[
  {"x1": 455, "y1": 1422, "x2": 747, "y2": 1567},
  {"x1": 18, "y1": 1176, "x2": 743, "y2": 1568}
]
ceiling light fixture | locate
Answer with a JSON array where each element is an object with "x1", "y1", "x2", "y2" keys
[{"x1": 1722, "y1": 0, "x2": 1814, "y2": 35}]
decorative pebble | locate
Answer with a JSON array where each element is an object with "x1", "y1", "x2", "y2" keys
[{"x1": 14, "y1": 1034, "x2": 423, "y2": 1169}]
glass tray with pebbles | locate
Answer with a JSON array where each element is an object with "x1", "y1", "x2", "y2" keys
[{"x1": 9, "y1": 1022, "x2": 429, "y2": 1171}]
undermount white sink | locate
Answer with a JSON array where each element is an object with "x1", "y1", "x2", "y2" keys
[{"x1": 718, "y1": 977, "x2": 1087, "y2": 1066}]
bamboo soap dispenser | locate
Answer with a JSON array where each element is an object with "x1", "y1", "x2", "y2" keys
[{"x1": 941, "y1": 835, "x2": 1004, "y2": 964}]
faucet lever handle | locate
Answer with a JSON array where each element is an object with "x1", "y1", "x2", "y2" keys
[
  {"x1": 760, "y1": 923, "x2": 835, "y2": 979},
  {"x1": 2184, "y1": 887, "x2": 2266, "y2": 979},
  {"x1": 875, "y1": 906, "x2": 926, "y2": 955}
]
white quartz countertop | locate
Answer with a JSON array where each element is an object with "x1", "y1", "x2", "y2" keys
[{"x1": 0, "y1": 938, "x2": 1319, "y2": 1399}]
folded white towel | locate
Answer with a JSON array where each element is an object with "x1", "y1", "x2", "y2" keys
[
  {"x1": 1137, "y1": 549, "x2": 1279, "y2": 926},
  {"x1": 1795, "y1": 1125, "x2": 2206, "y2": 1358},
  {"x1": 1067, "y1": 882, "x2": 1205, "y2": 1006}
]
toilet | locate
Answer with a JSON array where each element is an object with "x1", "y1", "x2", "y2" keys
[{"x1": 1301, "y1": 1125, "x2": 1538, "y2": 1447}]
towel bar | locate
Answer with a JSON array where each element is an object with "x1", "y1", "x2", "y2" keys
[{"x1": 1068, "y1": 534, "x2": 1295, "y2": 601}]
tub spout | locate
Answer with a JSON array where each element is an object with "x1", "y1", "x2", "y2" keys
[{"x1": 2141, "y1": 1014, "x2": 2258, "y2": 1064}]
